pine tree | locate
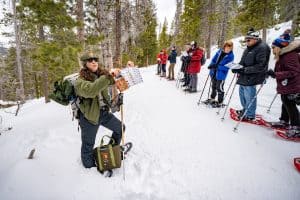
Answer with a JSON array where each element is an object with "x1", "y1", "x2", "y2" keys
[
  {"x1": 236, "y1": 0, "x2": 278, "y2": 42},
  {"x1": 158, "y1": 18, "x2": 170, "y2": 51}
]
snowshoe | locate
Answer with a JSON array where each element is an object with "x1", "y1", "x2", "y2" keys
[
  {"x1": 121, "y1": 142, "x2": 133, "y2": 155},
  {"x1": 294, "y1": 158, "x2": 300, "y2": 172},
  {"x1": 269, "y1": 120, "x2": 289, "y2": 129},
  {"x1": 275, "y1": 129, "x2": 300, "y2": 142},
  {"x1": 101, "y1": 169, "x2": 113, "y2": 178},
  {"x1": 229, "y1": 108, "x2": 268, "y2": 127}
]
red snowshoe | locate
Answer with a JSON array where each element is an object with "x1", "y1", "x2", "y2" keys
[{"x1": 294, "y1": 158, "x2": 300, "y2": 172}]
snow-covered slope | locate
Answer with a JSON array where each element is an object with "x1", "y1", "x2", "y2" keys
[{"x1": 0, "y1": 21, "x2": 299, "y2": 200}]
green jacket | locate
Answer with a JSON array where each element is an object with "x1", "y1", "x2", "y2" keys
[{"x1": 74, "y1": 74, "x2": 114, "y2": 125}]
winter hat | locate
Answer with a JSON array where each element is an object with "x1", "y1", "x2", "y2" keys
[
  {"x1": 272, "y1": 38, "x2": 290, "y2": 48},
  {"x1": 280, "y1": 29, "x2": 291, "y2": 41},
  {"x1": 245, "y1": 28, "x2": 260, "y2": 39},
  {"x1": 80, "y1": 50, "x2": 99, "y2": 61},
  {"x1": 190, "y1": 41, "x2": 197, "y2": 48}
]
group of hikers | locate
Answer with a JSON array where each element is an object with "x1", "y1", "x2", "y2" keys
[
  {"x1": 57, "y1": 26, "x2": 299, "y2": 173},
  {"x1": 156, "y1": 28, "x2": 300, "y2": 138}
]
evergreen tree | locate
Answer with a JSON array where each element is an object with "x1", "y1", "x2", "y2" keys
[
  {"x1": 158, "y1": 18, "x2": 170, "y2": 51},
  {"x1": 236, "y1": 0, "x2": 278, "y2": 41}
]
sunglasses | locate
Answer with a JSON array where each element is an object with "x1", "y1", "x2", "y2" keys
[{"x1": 86, "y1": 58, "x2": 98, "y2": 62}]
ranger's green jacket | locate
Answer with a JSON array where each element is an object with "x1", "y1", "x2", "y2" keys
[{"x1": 74, "y1": 74, "x2": 114, "y2": 125}]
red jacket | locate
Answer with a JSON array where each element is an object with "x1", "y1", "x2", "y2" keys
[
  {"x1": 275, "y1": 40, "x2": 300, "y2": 95},
  {"x1": 187, "y1": 48, "x2": 203, "y2": 74},
  {"x1": 159, "y1": 53, "x2": 168, "y2": 64}
]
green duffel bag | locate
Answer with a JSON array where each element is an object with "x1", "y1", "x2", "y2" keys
[{"x1": 94, "y1": 135, "x2": 122, "y2": 173}]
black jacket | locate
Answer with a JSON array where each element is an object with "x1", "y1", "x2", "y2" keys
[{"x1": 237, "y1": 40, "x2": 270, "y2": 86}]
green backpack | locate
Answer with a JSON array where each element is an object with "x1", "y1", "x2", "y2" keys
[{"x1": 49, "y1": 73, "x2": 80, "y2": 119}]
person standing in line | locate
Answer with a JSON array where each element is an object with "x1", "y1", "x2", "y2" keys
[
  {"x1": 159, "y1": 49, "x2": 168, "y2": 77},
  {"x1": 267, "y1": 38, "x2": 300, "y2": 137},
  {"x1": 185, "y1": 41, "x2": 203, "y2": 93},
  {"x1": 232, "y1": 28, "x2": 270, "y2": 120},
  {"x1": 156, "y1": 50, "x2": 162, "y2": 75},
  {"x1": 167, "y1": 46, "x2": 177, "y2": 80},
  {"x1": 205, "y1": 40, "x2": 234, "y2": 107}
]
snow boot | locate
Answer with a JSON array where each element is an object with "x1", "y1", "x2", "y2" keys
[
  {"x1": 286, "y1": 126, "x2": 300, "y2": 138},
  {"x1": 270, "y1": 120, "x2": 289, "y2": 129}
]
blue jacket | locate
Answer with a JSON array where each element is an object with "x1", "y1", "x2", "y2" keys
[
  {"x1": 209, "y1": 49, "x2": 234, "y2": 80},
  {"x1": 168, "y1": 50, "x2": 177, "y2": 63}
]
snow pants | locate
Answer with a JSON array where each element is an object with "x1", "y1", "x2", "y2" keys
[
  {"x1": 280, "y1": 94, "x2": 300, "y2": 126},
  {"x1": 79, "y1": 108, "x2": 124, "y2": 168}
]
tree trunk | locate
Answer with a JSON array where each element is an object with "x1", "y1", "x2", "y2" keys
[
  {"x1": 12, "y1": 0, "x2": 25, "y2": 102},
  {"x1": 114, "y1": 0, "x2": 121, "y2": 68},
  {"x1": 42, "y1": 67, "x2": 50, "y2": 103},
  {"x1": 96, "y1": 0, "x2": 113, "y2": 69},
  {"x1": 218, "y1": 0, "x2": 229, "y2": 47},
  {"x1": 76, "y1": 0, "x2": 84, "y2": 44}
]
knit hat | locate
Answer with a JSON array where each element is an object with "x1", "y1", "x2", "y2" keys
[
  {"x1": 245, "y1": 28, "x2": 260, "y2": 39},
  {"x1": 272, "y1": 38, "x2": 290, "y2": 48},
  {"x1": 280, "y1": 29, "x2": 291, "y2": 41}
]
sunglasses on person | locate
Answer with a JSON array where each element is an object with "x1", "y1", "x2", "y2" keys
[{"x1": 86, "y1": 58, "x2": 98, "y2": 62}]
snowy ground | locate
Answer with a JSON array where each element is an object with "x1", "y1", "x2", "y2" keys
[{"x1": 0, "y1": 21, "x2": 299, "y2": 200}]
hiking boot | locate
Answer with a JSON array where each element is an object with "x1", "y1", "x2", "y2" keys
[
  {"x1": 236, "y1": 109, "x2": 244, "y2": 116},
  {"x1": 183, "y1": 87, "x2": 191, "y2": 92},
  {"x1": 188, "y1": 89, "x2": 197, "y2": 93},
  {"x1": 203, "y1": 98, "x2": 215, "y2": 105},
  {"x1": 211, "y1": 101, "x2": 222, "y2": 108},
  {"x1": 238, "y1": 115, "x2": 255, "y2": 121},
  {"x1": 286, "y1": 126, "x2": 300, "y2": 138},
  {"x1": 270, "y1": 120, "x2": 289, "y2": 129}
]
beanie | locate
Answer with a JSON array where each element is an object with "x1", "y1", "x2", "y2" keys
[{"x1": 272, "y1": 38, "x2": 290, "y2": 48}]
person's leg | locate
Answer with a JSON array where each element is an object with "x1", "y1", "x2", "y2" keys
[
  {"x1": 217, "y1": 80, "x2": 225, "y2": 103},
  {"x1": 79, "y1": 113, "x2": 100, "y2": 168},
  {"x1": 279, "y1": 96, "x2": 290, "y2": 123},
  {"x1": 239, "y1": 85, "x2": 246, "y2": 111},
  {"x1": 244, "y1": 86, "x2": 257, "y2": 118},
  {"x1": 99, "y1": 110, "x2": 123, "y2": 145},
  {"x1": 168, "y1": 64, "x2": 171, "y2": 79},
  {"x1": 171, "y1": 63, "x2": 175, "y2": 79},
  {"x1": 281, "y1": 94, "x2": 300, "y2": 126},
  {"x1": 210, "y1": 77, "x2": 217, "y2": 99},
  {"x1": 190, "y1": 74, "x2": 198, "y2": 91}
]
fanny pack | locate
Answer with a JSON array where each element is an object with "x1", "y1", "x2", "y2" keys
[{"x1": 93, "y1": 135, "x2": 122, "y2": 173}]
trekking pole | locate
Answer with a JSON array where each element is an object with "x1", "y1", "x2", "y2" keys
[
  {"x1": 206, "y1": 77, "x2": 212, "y2": 101},
  {"x1": 175, "y1": 71, "x2": 182, "y2": 88},
  {"x1": 221, "y1": 80, "x2": 238, "y2": 121},
  {"x1": 233, "y1": 84, "x2": 264, "y2": 132},
  {"x1": 266, "y1": 93, "x2": 278, "y2": 113},
  {"x1": 216, "y1": 74, "x2": 236, "y2": 115},
  {"x1": 197, "y1": 74, "x2": 210, "y2": 105},
  {"x1": 120, "y1": 96, "x2": 125, "y2": 181}
]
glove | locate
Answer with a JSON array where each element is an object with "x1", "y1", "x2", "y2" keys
[
  {"x1": 266, "y1": 69, "x2": 275, "y2": 78},
  {"x1": 208, "y1": 64, "x2": 217, "y2": 69},
  {"x1": 232, "y1": 68, "x2": 244, "y2": 74}
]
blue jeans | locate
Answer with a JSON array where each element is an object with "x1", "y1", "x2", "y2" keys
[{"x1": 239, "y1": 85, "x2": 257, "y2": 118}]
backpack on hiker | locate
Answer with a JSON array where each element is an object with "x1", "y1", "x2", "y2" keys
[{"x1": 49, "y1": 73, "x2": 81, "y2": 120}]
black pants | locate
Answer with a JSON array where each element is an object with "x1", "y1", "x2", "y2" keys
[
  {"x1": 210, "y1": 78, "x2": 225, "y2": 103},
  {"x1": 79, "y1": 109, "x2": 124, "y2": 168},
  {"x1": 280, "y1": 94, "x2": 300, "y2": 126}
]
